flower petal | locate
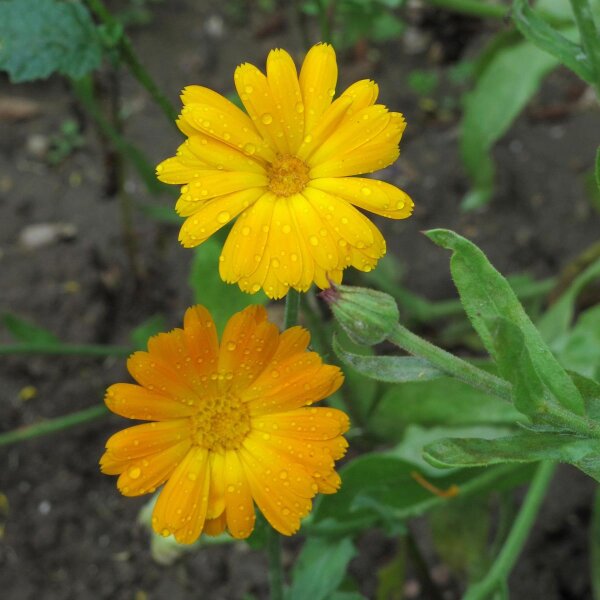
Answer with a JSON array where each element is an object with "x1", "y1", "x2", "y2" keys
[
  {"x1": 152, "y1": 446, "x2": 210, "y2": 543},
  {"x1": 234, "y1": 62, "x2": 289, "y2": 155},
  {"x1": 338, "y1": 79, "x2": 379, "y2": 118},
  {"x1": 310, "y1": 177, "x2": 413, "y2": 219},
  {"x1": 204, "y1": 512, "x2": 227, "y2": 537},
  {"x1": 299, "y1": 43, "x2": 337, "y2": 135},
  {"x1": 114, "y1": 439, "x2": 191, "y2": 497},
  {"x1": 224, "y1": 450, "x2": 255, "y2": 539},
  {"x1": 220, "y1": 191, "x2": 276, "y2": 285},
  {"x1": 105, "y1": 383, "x2": 195, "y2": 421},
  {"x1": 218, "y1": 305, "x2": 280, "y2": 391},
  {"x1": 178, "y1": 187, "x2": 265, "y2": 247},
  {"x1": 271, "y1": 326, "x2": 310, "y2": 362},
  {"x1": 254, "y1": 407, "x2": 350, "y2": 441},
  {"x1": 266, "y1": 48, "x2": 305, "y2": 153},
  {"x1": 207, "y1": 451, "x2": 226, "y2": 519}
]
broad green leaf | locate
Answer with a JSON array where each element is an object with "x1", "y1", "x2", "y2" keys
[
  {"x1": 558, "y1": 304, "x2": 600, "y2": 380},
  {"x1": 538, "y1": 257, "x2": 600, "y2": 345},
  {"x1": 311, "y1": 451, "x2": 531, "y2": 535},
  {"x1": 287, "y1": 537, "x2": 357, "y2": 600},
  {"x1": 460, "y1": 38, "x2": 561, "y2": 209},
  {"x1": 426, "y1": 229, "x2": 585, "y2": 416},
  {"x1": 2, "y1": 313, "x2": 59, "y2": 344},
  {"x1": 0, "y1": 0, "x2": 102, "y2": 82},
  {"x1": 189, "y1": 238, "x2": 268, "y2": 334},
  {"x1": 370, "y1": 378, "x2": 523, "y2": 441},
  {"x1": 570, "y1": 371, "x2": 600, "y2": 419},
  {"x1": 130, "y1": 315, "x2": 167, "y2": 350},
  {"x1": 424, "y1": 432, "x2": 600, "y2": 481},
  {"x1": 512, "y1": 0, "x2": 594, "y2": 82},
  {"x1": 333, "y1": 334, "x2": 444, "y2": 383}
]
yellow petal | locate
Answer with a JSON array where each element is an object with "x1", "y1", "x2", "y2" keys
[
  {"x1": 204, "y1": 512, "x2": 227, "y2": 536},
  {"x1": 152, "y1": 446, "x2": 210, "y2": 543},
  {"x1": 254, "y1": 407, "x2": 350, "y2": 441},
  {"x1": 234, "y1": 62, "x2": 289, "y2": 155},
  {"x1": 114, "y1": 439, "x2": 191, "y2": 497},
  {"x1": 178, "y1": 187, "x2": 264, "y2": 248},
  {"x1": 266, "y1": 48, "x2": 305, "y2": 153},
  {"x1": 224, "y1": 450, "x2": 255, "y2": 539},
  {"x1": 271, "y1": 326, "x2": 311, "y2": 363},
  {"x1": 155, "y1": 157, "x2": 205, "y2": 185},
  {"x1": 105, "y1": 383, "x2": 195, "y2": 421},
  {"x1": 175, "y1": 172, "x2": 267, "y2": 217},
  {"x1": 206, "y1": 451, "x2": 226, "y2": 519},
  {"x1": 220, "y1": 192, "x2": 276, "y2": 284},
  {"x1": 299, "y1": 43, "x2": 337, "y2": 135},
  {"x1": 338, "y1": 79, "x2": 379, "y2": 118},
  {"x1": 310, "y1": 177, "x2": 413, "y2": 219}
]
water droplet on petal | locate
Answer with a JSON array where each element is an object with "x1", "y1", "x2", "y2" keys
[
  {"x1": 243, "y1": 143, "x2": 256, "y2": 156},
  {"x1": 128, "y1": 467, "x2": 141, "y2": 479},
  {"x1": 227, "y1": 341, "x2": 237, "y2": 351},
  {"x1": 361, "y1": 186, "x2": 372, "y2": 196},
  {"x1": 217, "y1": 211, "x2": 231, "y2": 224},
  {"x1": 309, "y1": 236, "x2": 319, "y2": 246},
  {"x1": 261, "y1": 113, "x2": 273, "y2": 125}
]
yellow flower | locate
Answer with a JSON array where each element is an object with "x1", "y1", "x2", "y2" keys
[
  {"x1": 157, "y1": 43, "x2": 413, "y2": 299},
  {"x1": 100, "y1": 305, "x2": 348, "y2": 543}
]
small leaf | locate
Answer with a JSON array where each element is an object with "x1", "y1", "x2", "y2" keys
[
  {"x1": 512, "y1": 0, "x2": 594, "y2": 82},
  {"x1": 2, "y1": 313, "x2": 59, "y2": 344},
  {"x1": 130, "y1": 315, "x2": 167, "y2": 350},
  {"x1": 189, "y1": 238, "x2": 268, "y2": 334},
  {"x1": 287, "y1": 537, "x2": 357, "y2": 600},
  {"x1": 426, "y1": 229, "x2": 585, "y2": 416},
  {"x1": 333, "y1": 333, "x2": 443, "y2": 383},
  {"x1": 0, "y1": 0, "x2": 103, "y2": 82},
  {"x1": 460, "y1": 37, "x2": 562, "y2": 208}
]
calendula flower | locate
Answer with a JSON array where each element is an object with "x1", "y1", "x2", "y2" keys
[
  {"x1": 157, "y1": 43, "x2": 413, "y2": 299},
  {"x1": 100, "y1": 305, "x2": 348, "y2": 543}
]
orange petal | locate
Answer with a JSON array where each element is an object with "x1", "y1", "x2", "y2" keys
[
  {"x1": 105, "y1": 383, "x2": 195, "y2": 421},
  {"x1": 254, "y1": 407, "x2": 350, "y2": 441},
  {"x1": 206, "y1": 451, "x2": 226, "y2": 519},
  {"x1": 204, "y1": 512, "x2": 227, "y2": 537},
  {"x1": 224, "y1": 450, "x2": 255, "y2": 539},
  {"x1": 152, "y1": 446, "x2": 210, "y2": 544}
]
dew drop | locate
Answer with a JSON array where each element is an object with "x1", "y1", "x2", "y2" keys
[
  {"x1": 227, "y1": 341, "x2": 237, "y2": 351},
  {"x1": 243, "y1": 143, "x2": 256, "y2": 155},
  {"x1": 282, "y1": 224, "x2": 291, "y2": 234},
  {"x1": 217, "y1": 211, "x2": 231, "y2": 224},
  {"x1": 227, "y1": 485, "x2": 236, "y2": 493},
  {"x1": 244, "y1": 85, "x2": 254, "y2": 94},
  {"x1": 251, "y1": 283, "x2": 261, "y2": 293},
  {"x1": 242, "y1": 226, "x2": 251, "y2": 236},
  {"x1": 279, "y1": 470, "x2": 288, "y2": 480},
  {"x1": 361, "y1": 186, "x2": 372, "y2": 196},
  {"x1": 303, "y1": 134, "x2": 313, "y2": 144},
  {"x1": 128, "y1": 467, "x2": 141, "y2": 479},
  {"x1": 309, "y1": 235, "x2": 319, "y2": 246},
  {"x1": 187, "y1": 472, "x2": 197, "y2": 481},
  {"x1": 295, "y1": 102, "x2": 304, "y2": 114},
  {"x1": 261, "y1": 113, "x2": 273, "y2": 125}
]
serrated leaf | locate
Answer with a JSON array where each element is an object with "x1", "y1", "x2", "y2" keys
[
  {"x1": 287, "y1": 537, "x2": 357, "y2": 600},
  {"x1": 130, "y1": 314, "x2": 167, "y2": 350},
  {"x1": 333, "y1": 333, "x2": 443, "y2": 383},
  {"x1": 0, "y1": 0, "x2": 103, "y2": 82},
  {"x1": 512, "y1": 0, "x2": 594, "y2": 82},
  {"x1": 189, "y1": 237, "x2": 268, "y2": 334},
  {"x1": 370, "y1": 378, "x2": 523, "y2": 442},
  {"x1": 2, "y1": 313, "x2": 59, "y2": 344},
  {"x1": 460, "y1": 38, "x2": 561, "y2": 208},
  {"x1": 426, "y1": 229, "x2": 585, "y2": 416}
]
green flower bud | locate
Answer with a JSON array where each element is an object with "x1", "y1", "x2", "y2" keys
[{"x1": 321, "y1": 283, "x2": 399, "y2": 345}]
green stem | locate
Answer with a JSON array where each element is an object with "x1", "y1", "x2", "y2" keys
[
  {"x1": 284, "y1": 289, "x2": 301, "y2": 330},
  {"x1": 84, "y1": 0, "x2": 179, "y2": 126},
  {"x1": 389, "y1": 323, "x2": 513, "y2": 402},
  {"x1": 463, "y1": 461, "x2": 555, "y2": 600},
  {"x1": 0, "y1": 343, "x2": 131, "y2": 357},
  {"x1": 266, "y1": 527, "x2": 285, "y2": 600},
  {"x1": 0, "y1": 404, "x2": 109, "y2": 447}
]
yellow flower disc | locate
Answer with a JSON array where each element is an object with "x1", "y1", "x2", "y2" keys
[
  {"x1": 100, "y1": 305, "x2": 348, "y2": 543},
  {"x1": 157, "y1": 43, "x2": 414, "y2": 299}
]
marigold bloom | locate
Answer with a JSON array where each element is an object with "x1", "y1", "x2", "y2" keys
[
  {"x1": 100, "y1": 305, "x2": 348, "y2": 543},
  {"x1": 157, "y1": 43, "x2": 413, "y2": 299}
]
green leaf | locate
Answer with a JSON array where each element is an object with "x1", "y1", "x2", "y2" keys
[
  {"x1": 426, "y1": 229, "x2": 585, "y2": 416},
  {"x1": 130, "y1": 315, "x2": 167, "y2": 350},
  {"x1": 424, "y1": 432, "x2": 600, "y2": 482},
  {"x1": 287, "y1": 537, "x2": 357, "y2": 600},
  {"x1": 558, "y1": 304, "x2": 600, "y2": 380},
  {"x1": 460, "y1": 38, "x2": 561, "y2": 209},
  {"x1": 0, "y1": 0, "x2": 103, "y2": 82},
  {"x1": 596, "y1": 145, "x2": 600, "y2": 193},
  {"x1": 512, "y1": 0, "x2": 594, "y2": 82},
  {"x1": 189, "y1": 238, "x2": 268, "y2": 334},
  {"x1": 333, "y1": 334, "x2": 444, "y2": 383},
  {"x1": 537, "y1": 256, "x2": 600, "y2": 344},
  {"x1": 2, "y1": 313, "x2": 59, "y2": 344},
  {"x1": 370, "y1": 379, "x2": 523, "y2": 442}
]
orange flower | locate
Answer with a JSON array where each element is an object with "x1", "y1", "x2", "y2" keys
[
  {"x1": 100, "y1": 305, "x2": 348, "y2": 543},
  {"x1": 156, "y1": 43, "x2": 413, "y2": 299}
]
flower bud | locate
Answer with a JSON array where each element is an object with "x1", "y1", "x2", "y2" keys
[{"x1": 321, "y1": 283, "x2": 399, "y2": 345}]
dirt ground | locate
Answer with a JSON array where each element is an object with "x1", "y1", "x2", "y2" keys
[{"x1": 1, "y1": 1, "x2": 599, "y2": 598}]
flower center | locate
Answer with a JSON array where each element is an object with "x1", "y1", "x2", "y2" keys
[
  {"x1": 267, "y1": 154, "x2": 310, "y2": 197},
  {"x1": 190, "y1": 393, "x2": 251, "y2": 451}
]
